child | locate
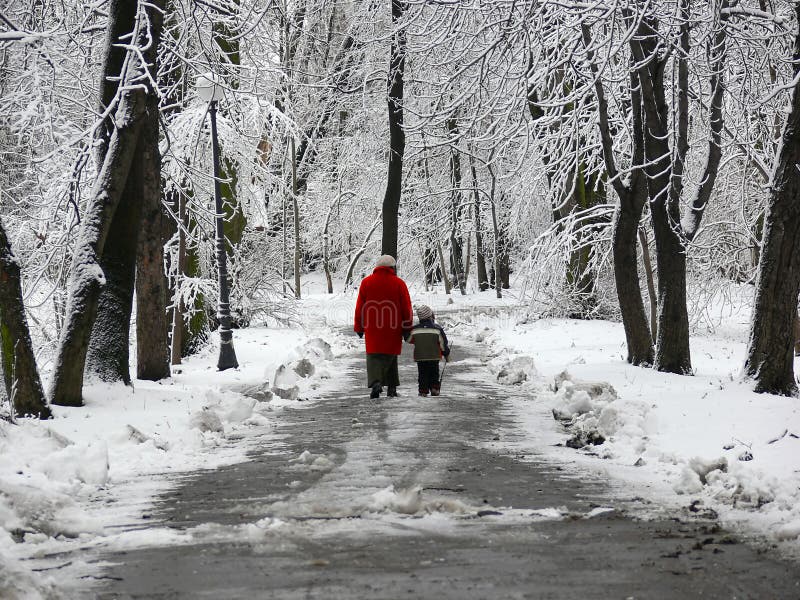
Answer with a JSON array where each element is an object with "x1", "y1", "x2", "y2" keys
[{"x1": 406, "y1": 305, "x2": 451, "y2": 397}]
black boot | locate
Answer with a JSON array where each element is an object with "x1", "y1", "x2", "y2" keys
[
  {"x1": 387, "y1": 386, "x2": 397, "y2": 397},
  {"x1": 370, "y1": 383, "x2": 382, "y2": 399}
]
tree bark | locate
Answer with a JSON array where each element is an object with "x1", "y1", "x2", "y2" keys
[
  {"x1": 136, "y1": 91, "x2": 170, "y2": 381},
  {"x1": 447, "y1": 117, "x2": 466, "y2": 294},
  {"x1": 612, "y1": 202, "x2": 654, "y2": 365},
  {"x1": 437, "y1": 241, "x2": 452, "y2": 295},
  {"x1": 470, "y1": 155, "x2": 489, "y2": 291},
  {"x1": 630, "y1": 15, "x2": 691, "y2": 374},
  {"x1": 291, "y1": 138, "x2": 302, "y2": 299},
  {"x1": 743, "y1": 5, "x2": 800, "y2": 396},
  {"x1": 50, "y1": 87, "x2": 146, "y2": 406},
  {"x1": 0, "y1": 217, "x2": 51, "y2": 419},
  {"x1": 86, "y1": 0, "x2": 165, "y2": 384},
  {"x1": 85, "y1": 136, "x2": 143, "y2": 384},
  {"x1": 639, "y1": 227, "x2": 658, "y2": 341},
  {"x1": 380, "y1": 0, "x2": 407, "y2": 259},
  {"x1": 582, "y1": 24, "x2": 653, "y2": 364}
]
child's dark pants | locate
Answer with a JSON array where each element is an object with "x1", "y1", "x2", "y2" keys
[{"x1": 417, "y1": 360, "x2": 440, "y2": 395}]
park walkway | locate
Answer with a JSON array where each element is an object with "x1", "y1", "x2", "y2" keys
[{"x1": 94, "y1": 336, "x2": 800, "y2": 599}]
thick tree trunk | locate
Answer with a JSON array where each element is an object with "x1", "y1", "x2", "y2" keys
[
  {"x1": 744, "y1": 7, "x2": 800, "y2": 395},
  {"x1": 0, "y1": 218, "x2": 51, "y2": 419},
  {"x1": 86, "y1": 0, "x2": 165, "y2": 384},
  {"x1": 612, "y1": 201, "x2": 654, "y2": 365},
  {"x1": 650, "y1": 204, "x2": 691, "y2": 374},
  {"x1": 380, "y1": 0, "x2": 406, "y2": 259},
  {"x1": 50, "y1": 88, "x2": 146, "y2": 406},
  {"x1": 136, "y1": 96, "x2": 170, "y2": 381},
  {"x1": 583, "y1": 25, "x2": 651, "y2": 363},
  {"x1": 95, "y1": 0, "x2": 139, "y2": 162},
  {"x1": 631, "y1": 17, "x2": 691, "y2": 374},
  {"x1": 85, "y1": 137, "x2": 143, "y2": 384}
]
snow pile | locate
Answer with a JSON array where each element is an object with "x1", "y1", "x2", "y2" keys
[
  {"x1": 0, "y1": 421, "x2": 105, "y2": 599},
  {"x1": 270, "y1": 337, "x2": 337, "y2": 401},
  {"x1": 547, "y1": 371, "x2": 653, "y2": 452},
  {"x1": 0, "y1": 326, "x2": 340, "y2": 591},
  {"x1": 474, "y1": 314, "x2": 800, "y2": 550},
  {"x1": 369, "y1": 485, "x2": 471, "y2": 516},
  {"x1": 489, "y1": 354, "x2": 537, "y2": 385},
  {"x1": 289, "y1": 450, "x2": 335, "y2": 472},
  {"x1": 0, "y1": 422, "x2": 105, "y2": 539}
]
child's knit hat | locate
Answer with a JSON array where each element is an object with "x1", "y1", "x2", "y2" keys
[{"x1": 416, "y1": 305, "x2": 433, "y2": 320}]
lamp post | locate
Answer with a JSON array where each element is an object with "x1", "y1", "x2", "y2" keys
[{"x1": 196, "y1": 72, "x2": 238, "y2": 371}]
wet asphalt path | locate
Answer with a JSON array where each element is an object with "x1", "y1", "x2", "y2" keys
[{"x1": 93, "y1": 338, "x2": 800, "y2": 599}]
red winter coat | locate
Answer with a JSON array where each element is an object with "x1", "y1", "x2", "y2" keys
[{"x1": 354, "y1": 266, "x2": 413, "y2": 355}]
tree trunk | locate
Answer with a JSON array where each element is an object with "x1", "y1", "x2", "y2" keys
[
  {"x1": 582, "y1": 24, "x2": 651, "y2": 364},
  {"x1": 86, "y1": 0, "x2": 165, "y2": 384},
  {"x1": 380, "y1": 0, "x2": 407, "y2": 259},
  {"x1": 169, "y1": 191, "x2": 185, "y2": 366},
  {"x1": 136, "y1": 93, "x2": 170, "y2": 381},
  {"x1": 423, "y1": 245, "x2": 440, "y2": 286},
  {"x1": 446, "y1": 118, "x2": 466, "y2": 294},
  {"x1": 630, "y1": 17, "x2": 691, "y2": 374},
  {"x1": 0, "y1": 218, "x2": 51, "y2": 419},
  {"x1": 639, "y1": 227, "x2": 658, "y2": 341},
  {"x1": 437, "y1": 241, "x2": 452, "y2": 295},
  {"x1": 291, "y1": 139, "x2": 301, "y2": 299},
  {"x1": 85, "y1": 136, "x2": 143, "y2": 384},
  {"x1": 49, "y1": 87, "x2": 146, "y2": 407},
  {"x1": 744, "y1": 6, "x2": 800, "y2": 395},
  {"x1": 612, "y1": 201, "x2": 654, "y2": 366},
  {"x1": 470, "y1": 156, "x2": 489, "y2": 291}
]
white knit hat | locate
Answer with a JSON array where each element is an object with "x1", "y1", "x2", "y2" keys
[
  {"x1": 376, "y1": 255, "x2": 397, "y2": 268},
  {"x1": 416, "y1": 304, "x2": 433, "y2": 320}
]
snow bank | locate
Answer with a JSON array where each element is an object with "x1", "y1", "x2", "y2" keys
[
  {"x1": 1, "y1": 326, "x2": 344, "y2": 593},
  {"x1": 473, "y1": 314, "x2": 800, "y2": 553}
]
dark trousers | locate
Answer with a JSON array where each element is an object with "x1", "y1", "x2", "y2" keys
[
  {"x1": 366, "y1": 354, "x2": 399, "y2": 389},
  {"x1": 417, "y1": 360, "x2": 440, "y2": 394}
]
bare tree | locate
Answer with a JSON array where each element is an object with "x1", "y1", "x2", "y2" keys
[
  {"x1": 381, "y1": 0, "x2": 407, "y2": 259},
  {"x1": 744, "y1": 3, "x2": 800, "y2": 396}
]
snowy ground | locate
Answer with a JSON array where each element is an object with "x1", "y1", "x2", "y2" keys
[
  {"x1": 4, "y1": 271, "x2": 800, "y2": 597},
  {"x1": 0, "y1": 324, "x2": 348, "y2": 599}
]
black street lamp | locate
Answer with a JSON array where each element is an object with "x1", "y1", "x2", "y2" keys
[{"x1": 196, "y1": 72, "x2": 238, "y2": 371}]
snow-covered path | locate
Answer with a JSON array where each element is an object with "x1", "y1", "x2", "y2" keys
[{"x1": 89, "y1": 337, "x2": 799, "y2": 599}]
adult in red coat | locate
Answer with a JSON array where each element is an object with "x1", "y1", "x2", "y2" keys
[{"x1": 354, "y1": 255, "x2": 413, "y2": 398}]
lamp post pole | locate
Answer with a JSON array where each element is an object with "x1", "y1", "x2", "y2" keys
[{"x1": 208, "y1": 99, "x2": 238, "y2": 370}]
